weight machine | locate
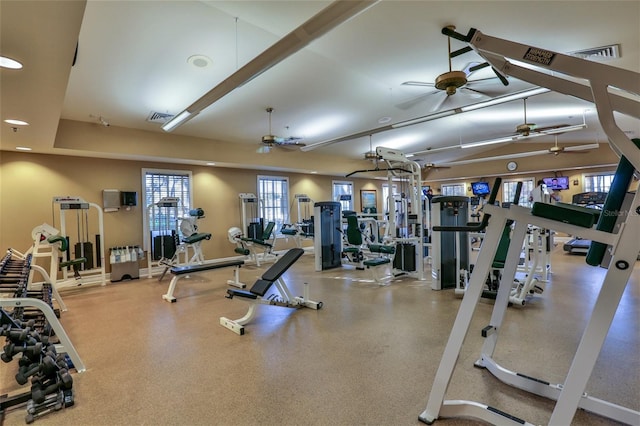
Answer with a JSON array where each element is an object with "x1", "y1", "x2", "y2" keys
[
  {"x1": 346, "y1": 147, "x2": 426, "y2": 281},
  {"x1": 51, "y1": 196, "x2": 106, "y2": 287},
  {"x1": 282, "y1": 194, "x2": 315, "y2": 247},
  {"x1": 419, "y1": 26, "x2": 640, "y2": 426},
  {"x1": 145, "y1": 196, "x2": 180, "y2": 278}
]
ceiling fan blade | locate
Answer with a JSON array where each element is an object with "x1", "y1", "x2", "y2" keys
[
  {"x1": 491, "y1": 66, "x2": 510, "y2": 86},
  {"x1": 469, "y1": 62, "x2": 491, "y2": 73},
  {"x1": 257, "y1": 145, "x2": 271, "y2": 154},
  {"x1": 450, "y1": 46, "x2": 473, "y2": 58},
  {"x1": 395, "y1": 92, "x2": 438, "y2": 110},
  {"x1": 533, "y1": 124, "x2": 571, "y2": 133},
  {"x1": 430, "y1": 93, "x2": 450, "y2": 112}
]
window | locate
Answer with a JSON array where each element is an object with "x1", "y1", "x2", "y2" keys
[
  {"x1": 584, "y1": 172, "x2": 615, "y2": 192},
  {"x1": 441, "y1": 183, "x2": 465, "y2": 196},
  {"x1": 142, "y1": 168, "x2": 192, "y2": 250},
  {"x1": 258, "y1": 175, "x2": 289, "y2": 234},
  {"x1": 503, "y1": 178, "x2": 534, "y2": 207},
  {"x1": 333, "y1": 180, "x2": 353, "y2": 212}
]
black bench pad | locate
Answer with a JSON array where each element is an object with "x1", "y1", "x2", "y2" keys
[
  {"x1": 227, "y1": 289, "x2": 258, "y2": 299},
  {"x1": 171, "y1": 260, "x2": 244, "y2": 275},
  {"x1": 531, "y1": 202, "x2": 599, "y2": 228},
  {"x1": 364, "y1": 257, "x2": 391, "y2": 267},
  {"x1": 261, "y1": 248, "x2": 304, "y2": 282},
  {"x1": 183, "y1": 233, "x2": 212, "y2": 244}
]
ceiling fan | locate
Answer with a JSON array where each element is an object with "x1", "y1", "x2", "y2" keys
[
  {"x1": 441, "y1": 140, "x2": 600, "y2": 166},
  {"x1": 397, "y1": 25, "x2": 509, "y2": 111},
  {"x1": 511, "y1": 97, "x2": 571, "y2": 137},
  {"x1": 257, "y1": 107, "x2": 305, "y2": 154}
]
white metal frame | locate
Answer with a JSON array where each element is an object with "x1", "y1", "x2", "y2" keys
[
  {"x1": 53, "y1": 196, "x2": 106, "y2": 287},
  {"x1": 0, "y1": 298, "x2": 86, "y2": 373},
  {"x1": 220, "y1": 278, "x2": 322, "y2": 336},
  {"x1": 420, "y1": 26, "x2": 640, "y2": 426}
]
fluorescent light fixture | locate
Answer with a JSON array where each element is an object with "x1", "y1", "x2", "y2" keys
[
  {"x1": 161, "y1": 110, "x2": 198, "y2": 132},
  {"x1": 0, "y1": 56, "x2": 23, "y2": 69},
  {"x1": 461, "y1": 136, "x2": 516, "y2": 149},
  {"x1": 206, "y1": 162, "x2": 216, "y2": 166},
  {"x1": 459, "y1": 87, "x2": 550, "y2": 112},
  {"x1": 460, "y1": 122, "x2": 587, "y2": 149},
  {"x1": 4, "y1": 119, "x2": 29, "y2": 126},
  {"x1": 304, "y1": 86, "x2": 553, "y2": 152},
  {"x1": 16, "y1": 146, "x2": 32, "y2": 151}
]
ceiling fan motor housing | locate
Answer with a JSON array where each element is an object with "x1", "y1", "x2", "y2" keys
[{"x1": 435, "y1": 70, "x2": 467, "y2": 95}]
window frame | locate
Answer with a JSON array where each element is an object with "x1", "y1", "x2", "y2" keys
[
  {"x1": 141, "y1": 168, "x2": 193, "y2": 251},
  {"x1": 502, "y1": 177, "x2": 535, "y2": 208},
  {"x1": 257, "y1": 175, "x2": 290, "y2": 236},
  {"x1": 332, "y1": 180, "x2": 354, "y2": 212},
  {"x1": 441, "y1": 183, "x2": 466, "y2": 197},
  {"x1": 583, "y1": 172, "x2": 615, "y2": 193}
]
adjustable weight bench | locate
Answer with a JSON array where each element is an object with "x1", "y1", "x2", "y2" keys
[
  {"x1": 220, "y1": 248, "x2": 322, "y2": 335},
  {"x1": 162, "y1": 259, "x2": 245, "y2": 302}
]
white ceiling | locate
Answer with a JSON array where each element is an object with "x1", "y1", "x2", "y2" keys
[{"x1": 1, "y1": 0, "x2": 639, "y2": 173}]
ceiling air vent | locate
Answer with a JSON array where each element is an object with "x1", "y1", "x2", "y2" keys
[
  {"x1": 569, "y1": 44, "x2": 620, "y2": 61},
  {"x1": 146, "y1": 111, "x2": 174, "y2": 124}
]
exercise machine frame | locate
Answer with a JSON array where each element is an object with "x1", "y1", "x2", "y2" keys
[{"x1": 419, "y1": 26, "x2": 640, "y2": 426}]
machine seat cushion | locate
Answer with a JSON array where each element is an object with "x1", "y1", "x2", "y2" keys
[
  {"x1": 170, "y1": 260, "x2": 244, "y2": 276},
  {"x1": 368, "y1": 244, "x2": 395, "y2": 254},
  {"x1": 183, "y1": 233, "x2": 212, "y2": 244},
  {"x1": 364, "y1": 257, "x2": 391, "y2": 267},
  {"x1": 235, "y1": 247, "x2": 250, "y2": 256},
  {"x1": 343, "y1": 247, "x2": 361, "y2": 253},
  {"x1": 59, "y1": 258, "x2": 86, "y2": 269},
  {"x1": 281, "y1": 228, "x2": 298, "y2": 236},
  {"x1": 531, "y1": 202, "x2": 599, "y2": 228},
  {"x1": 226, "y1": 288, "x2": 258, "y2": 299}
]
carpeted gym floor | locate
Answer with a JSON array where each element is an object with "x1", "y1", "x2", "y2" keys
[{"x1": 1, "y1": 242, "x2": 638, "y2": 426}]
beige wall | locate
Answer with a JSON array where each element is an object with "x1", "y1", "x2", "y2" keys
[
  {"x1": 2, "y1": 148, "x2": 636, "y2": 271},
  {"x1": 0, "y1": 152, "x2": 385, "y2": 269}
]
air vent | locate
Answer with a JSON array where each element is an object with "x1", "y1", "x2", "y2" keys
[
  {"x1": 569, "y1": 44, "x2": 620, "y2": 61},
  {"x1": 146, "y1": 111, "x2": 174, "y2": 124}
]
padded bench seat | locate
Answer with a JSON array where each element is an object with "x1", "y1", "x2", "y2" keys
[
  {"x1": 281, "y1": 228, "x2": 298, "y2": 236},
  {"x1": 226, "y1": 289, "x2": 258, "y2": 299},
  {"x1": 170, "y1": 259, "x2": 244, "y2": 275},
  {"x1": 182, "y1": 233, "x2": 212, "y2": 244},
  {"x1": 531, "y1": 202, "x2": 600, "y2": 228},
  {"x1": 163, "y1": 260, "x2": 245, "y2": 302},
  {"x1": 364, "y1": 257, "x2": 391, "y2": 267}
]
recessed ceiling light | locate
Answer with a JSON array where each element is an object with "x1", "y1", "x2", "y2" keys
[
  {"x1": 310, "y1": 171, "x2": 317, "y2": 174},
  {"x1": 16, "y1": 146, "x2": 32, "y2": 151},
  {"x1": 206, "y1": 162, "x2": 216, "y2": 166},
  {"x1": 4, "y1": 119, "x2": 29, "y2": 126},
  {"x1": 187, "y1": 55, "x2": 212, "y2": 68},
  {"x1": 0, "y1": 56, "x2": 23, "y2": 69},
  {"x1": 378, "y1": 116, "x2": 392, "y2": 124}
]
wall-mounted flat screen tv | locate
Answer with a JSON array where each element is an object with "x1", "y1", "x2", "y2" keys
[
  {"x1": 543, "y1": 176, "x2": 569, "y2": 190},
  {"x1": 471, "y1": 181, "x2": 491, "y2": 196}
]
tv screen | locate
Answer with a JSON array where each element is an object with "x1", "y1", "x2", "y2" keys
[
  {"x1": 543, "y1": 176, "x2": 569, "y2": 190},
  {"x1": 471, "y1": 181, "x2": 491, "y2": 196}
]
